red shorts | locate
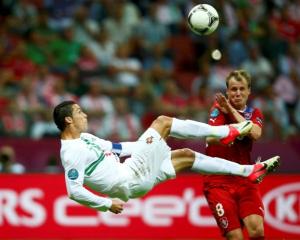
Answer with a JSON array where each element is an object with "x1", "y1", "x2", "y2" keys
[{"x1": 204, "y1": 182, "x2": 264, "y2": 236}]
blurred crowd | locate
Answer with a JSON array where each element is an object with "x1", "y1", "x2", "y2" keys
[{"x1": 0, "y1": 0, "x2": 300, "y2": 143}]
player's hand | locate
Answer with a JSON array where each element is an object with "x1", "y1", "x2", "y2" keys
[
  {"x1": 215, "y1": 93, "x2": 230, "y2": 114},
  {"x1": 109, "y1": 199, "x2": 125, "y2": 214}
]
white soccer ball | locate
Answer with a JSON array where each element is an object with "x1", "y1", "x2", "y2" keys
[{"x1": 187, "y1": 4, "x2": 219, "y2": 35}]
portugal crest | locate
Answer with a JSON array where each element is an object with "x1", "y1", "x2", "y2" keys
[{"x1": 146, "y1": 136, "x2": 154, "y2": 144}]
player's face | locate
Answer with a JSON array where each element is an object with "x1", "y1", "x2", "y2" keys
[
  {"x1": 71, "y1": 104, "x2": 88, "y2": 132},
  {"x1": 226, "y1": 77, "x2": 250, "y2": 110}
]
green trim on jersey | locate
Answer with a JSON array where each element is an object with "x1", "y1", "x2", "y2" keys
[{"x1": 85, "y1": 152, "x2": 105, "y2": 176}]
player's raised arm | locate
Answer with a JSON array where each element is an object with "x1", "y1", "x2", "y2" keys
[
  {"x1": 214, "y1": 93, "x2": 262, "y2": 141},
  {"x1": 82, "y1": 132, "x2": 139, "y2": 157}
]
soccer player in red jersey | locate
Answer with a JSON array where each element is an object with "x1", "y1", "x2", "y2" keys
[{"x1": 204, "y1": 70, "x2": 276, "y2": 239}]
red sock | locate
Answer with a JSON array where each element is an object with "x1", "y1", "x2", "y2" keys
[{"x1": 249, "y1": 237, "x2": 264, "y2": 240}]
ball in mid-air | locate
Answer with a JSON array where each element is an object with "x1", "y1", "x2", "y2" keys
[{"x1": 187, "y1": 4, "x2": 219, "y2": 35}]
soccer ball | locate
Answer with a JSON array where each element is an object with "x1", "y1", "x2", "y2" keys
[{"x1": 187, "y1": 4, "x2": 219, "y2": 35}]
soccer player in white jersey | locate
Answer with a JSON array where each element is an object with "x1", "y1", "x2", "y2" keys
[{"x1": 53, "y1": 101, "x2": 279, "y2": 214}]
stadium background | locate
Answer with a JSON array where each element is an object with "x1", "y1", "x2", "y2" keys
[{"x1": 0, "y1": 0, "x2": 299, "y2": 239}]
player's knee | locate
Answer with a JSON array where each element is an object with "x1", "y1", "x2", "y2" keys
[
  {"x1": 248, "y1": 225, "x2": 264, "y2": 237},
  {"x1": 180, "y1": 148, "x2": 195, "y2": 158},
  {"x1": 149, "y1": 115, "x2": 173, "y2": 139},
  {"x1": 154, "y1": 115, "x2": 172, "y2": 129}
]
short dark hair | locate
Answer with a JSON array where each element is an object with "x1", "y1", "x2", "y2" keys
[
  {"x1": 226, "y1": 69, "x2": 251, "y2": 88},
  {"x1": 53, "y1": 101, "x2": 76, "y2": 131}
]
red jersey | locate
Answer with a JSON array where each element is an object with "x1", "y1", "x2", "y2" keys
[{"x1": 204, "y1": 101, "x2": 263, "y2": 185}]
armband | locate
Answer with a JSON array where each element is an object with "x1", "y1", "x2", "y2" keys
[{"x1": 112, "y1": 142, "x2": 122, "y2": 156}]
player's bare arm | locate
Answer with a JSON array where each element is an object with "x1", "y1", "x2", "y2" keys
[
  {"x1": 215, "y1": 93, "x2": 243, "y2": 121},
  {"x1": 215, "y1": 93, "x2": 261, "y2": 140}
]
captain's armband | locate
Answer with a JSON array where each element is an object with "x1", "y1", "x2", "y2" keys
[{"x1": 112, "y1": 142, "x2": 122, "y2": 156}]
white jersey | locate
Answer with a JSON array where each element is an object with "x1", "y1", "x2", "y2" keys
[{"x1": 60, "y1": 129, "x2": 174, "y2": 212}]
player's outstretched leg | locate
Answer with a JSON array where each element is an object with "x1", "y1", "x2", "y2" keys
[
  {"x1": 170, "y1": 149, "x2": 253, "y2": 177},
  {"x1": 148, "y1": 115, "x2": 253, "y2": 144},
  {"x1": 169, "y1": 117, "x2": 253, "y2": 144},
  {"x1": 169, "y1": 149, "x2": 280, "y2": 184}
]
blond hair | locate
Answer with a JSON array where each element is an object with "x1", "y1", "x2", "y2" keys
[{"x1": 226, "y1": 69, "x2": 251, "y2": 88}]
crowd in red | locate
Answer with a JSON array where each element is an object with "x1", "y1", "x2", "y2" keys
[{"x1": 0, "y1": 0, "x2": 299, "y2": 142}]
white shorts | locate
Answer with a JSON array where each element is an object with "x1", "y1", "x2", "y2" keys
[{"x1": 123, "y1": 128, "x2": 175, "y2": 198}]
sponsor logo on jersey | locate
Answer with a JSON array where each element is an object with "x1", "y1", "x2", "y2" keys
[
  {"x1": 209, "y1": 118, "x2": 217, "y2": 123},
  {"x1": 259, "y1": 206, "x2": 265, "y2": 215},
  {"x1": 68, "y1": 168, "x2": 79, "y2": 180},
  {"x1": 256, "y1": 117, "x2": 263, "y2": 125},
  {"x1": 210, "y1": 108, "x2": 219, "y2": 118}
]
